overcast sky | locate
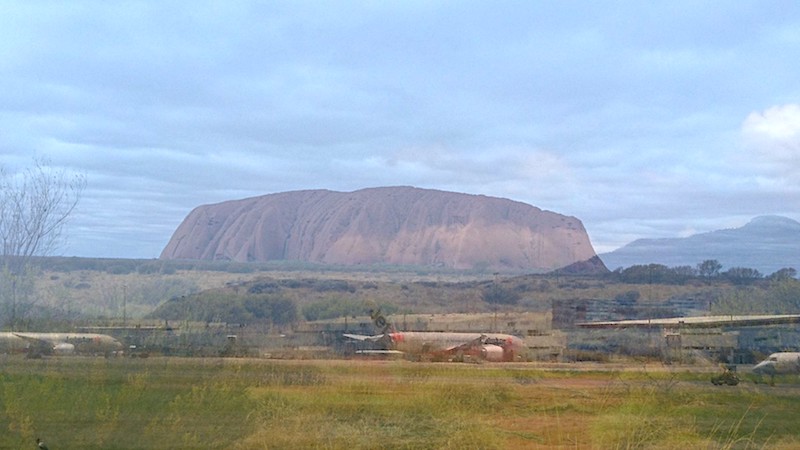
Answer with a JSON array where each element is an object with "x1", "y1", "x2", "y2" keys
[{"x1": 2, "y1": 1, "x2": 799, "y2": 259}]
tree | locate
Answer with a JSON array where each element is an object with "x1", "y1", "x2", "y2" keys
[
  {"x1": 697, "y1": 260, "x2": 722, "y2": 278},
  {"x1": 723, "y1": 267, "x2": 762, "y2": 285},
  {"x1": 482, "y1": 284, "x2": 520, "y2": 305},
  {"x1": 766, "y1": 277, "x2": 800, "y2": 312},
  {"x1": 768, "y1": 267, "x2": 797, "y2": 282},
  {"x1": 671, "y1": 265, "x2": 697, "y2": 280},
  {"x1": 617, "y1": 264, "x2": 673, "y2": 284},
  {"x1": 0, "y1": 159, "x2": 85, "y2": 329}
]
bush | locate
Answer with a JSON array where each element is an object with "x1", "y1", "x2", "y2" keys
[{"x1": 482, "y1": 284, "x2": 520, "y2": 305}]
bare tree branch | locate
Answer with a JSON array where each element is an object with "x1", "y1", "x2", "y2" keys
[{"x1": 0, "y1": 158, "x2": 86, "y2": 328}]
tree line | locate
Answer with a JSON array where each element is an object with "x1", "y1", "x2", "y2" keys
[{"x1": 611, "y1": 260, "x2": 797, "y2": 285}]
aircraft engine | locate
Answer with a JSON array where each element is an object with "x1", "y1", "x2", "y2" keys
[
  {"x1": 53, "y1": 343, "x2": 75, "y2": 355},
  {"x1": 480, "y1": 344, "x2": 505, "y2": 362}
]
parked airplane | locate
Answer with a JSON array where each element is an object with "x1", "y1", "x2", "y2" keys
[
  {"x1": 752, "y1": 352, "x2": 800, "y2": 384},
  {"x1": 343, "y1": 310, "x2": 526, "y2": 362},
  {"x1": 577, "y1": 314, "x2": 800, "y2": 329},
  {"x1": 0, "y1": 332, "x2": 123, "y2": 357}
]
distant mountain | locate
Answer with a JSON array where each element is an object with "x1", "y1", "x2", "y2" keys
[
  {"x1": 600, "y1": 215, "x2": 800, "y2": 275},
  {"x1": 160, "y1": 186, "x2": 599, "y2": 273}
]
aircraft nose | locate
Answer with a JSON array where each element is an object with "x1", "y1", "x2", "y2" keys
[{"x1": 752, "y1": 361, "x2": 771, "y2": 375}]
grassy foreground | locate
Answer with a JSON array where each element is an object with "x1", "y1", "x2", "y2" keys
[{"x1": 0, "y1": 357, "x2": 798, "y2": 449}]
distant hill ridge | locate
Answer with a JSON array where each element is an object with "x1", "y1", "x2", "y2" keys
[
  {"x1": 160, "y1": 186, "x2": 599, "y2": 272},
  {"x1": 600, "y1": 215, "x2": 800, "y2": 275}
]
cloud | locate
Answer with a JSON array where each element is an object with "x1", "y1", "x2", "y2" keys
[
  {"x1": 742, "y1": 104, "x2": 800, "y2": 176},
  {"x1": 743, "y1": 104, "x2": 800, "y2": 142},
  {"x1": 2, "y1": 2, "x2": 800, "y2": 258}
]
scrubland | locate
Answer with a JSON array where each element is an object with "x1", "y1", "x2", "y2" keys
[{"x1": 1, "y1": 356, "x2": 798, "y2": 449}]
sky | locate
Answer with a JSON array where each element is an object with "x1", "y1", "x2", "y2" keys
[{"x1": 1, "y1": 1, "x2": 799, "y2": 259}]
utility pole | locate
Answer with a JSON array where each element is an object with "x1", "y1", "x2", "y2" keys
[{"x1": 122, "y1": 284, "x2": 127, "y2": 326}]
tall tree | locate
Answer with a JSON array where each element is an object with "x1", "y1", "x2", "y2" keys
[
  {"x1": 697, "y1": 259, "x2": 722, "y2": 278},
  {"x1": 0, "y1": 159, "x2": 86, "y2": 329}
]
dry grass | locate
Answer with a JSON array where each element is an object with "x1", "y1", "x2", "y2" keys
[{"x1": 2, "y1": 357, "x2": 797, "y2": 449}]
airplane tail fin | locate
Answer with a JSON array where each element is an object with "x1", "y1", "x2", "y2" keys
[{"x1": 369, "y1": 308, "x2": 394, "y2": 334}]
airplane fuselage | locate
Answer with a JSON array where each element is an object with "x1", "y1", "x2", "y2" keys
[
  {"x1": 343, "y1": 309, "x2": 527, "y2": 362},
  {"x1": 387, "y1": 331, "x2": 525, "y2": 362},
  {"x1": 752, "y1": 352, "x2": 800, "y2": 376},
  {"x1": 0, "y1": 332, "x2": 123, "y2": 356}
]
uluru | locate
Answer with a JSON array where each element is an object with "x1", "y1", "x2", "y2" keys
[{"x1": 160, "y1": 187, "x2": 600, "y2": 272}]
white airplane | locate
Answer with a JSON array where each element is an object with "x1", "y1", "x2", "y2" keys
[
  {"x1": 0, "y1": 332, "x2": 123, "y2": 357},
  {"x1": 752, "y1": 352, "x2": 800, "y2": 384},
  {"x1": 343, "y1": 310, "x2": 526, "y2": 362},
  {"x1": 577, "y1": 314, "x2": 800, "y2": 329}
]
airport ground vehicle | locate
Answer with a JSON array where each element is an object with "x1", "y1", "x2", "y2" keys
[{"x1": 711, "y1": 366, "x2": 739, "y2": 386}]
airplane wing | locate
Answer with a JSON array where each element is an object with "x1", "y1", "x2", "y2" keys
[
  {"x1": 355, "y1": 350, "x2": 404, "y2": 355},
  {"x1": 343, "y1": 333, "x2": 401, "y2": 357},
  {"x1": 13, "y1": 333, "x2": 67, "y2": 355},
  {"x1": 13, "y1": 333, "x2": 54, "y2": 346},
  {"x1": 342, "y1": 333, "x2": 386, "y2": 342},
  {"x1": 444, "y1": 334, "x2": 486, "y2": 353}
]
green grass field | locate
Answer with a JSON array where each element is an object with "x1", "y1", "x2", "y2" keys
[{"x1": 1, "y1": 356, "x2": 798, "y2": 449}]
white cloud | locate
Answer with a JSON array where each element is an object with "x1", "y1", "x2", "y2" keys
[
  {"x1": 742, "y1": 104, "x2": 800, "y2": 171},
  {"x1": 744, "y1": 104, "x2": 800, "y2": 141}
]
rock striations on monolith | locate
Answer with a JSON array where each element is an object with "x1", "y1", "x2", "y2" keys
[{"x1": 160, "y1": 187, "x2": 599, "y2": 272}]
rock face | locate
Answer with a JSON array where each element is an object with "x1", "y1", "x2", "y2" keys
[{"x1": 160, "y1": 187, "x2": 598, "y2": 272}]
